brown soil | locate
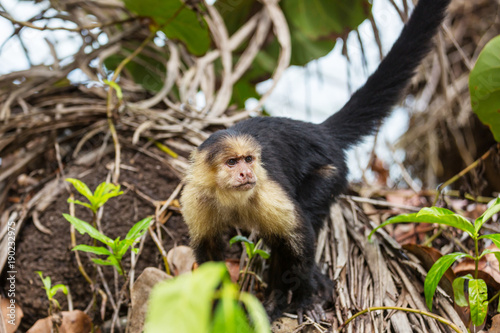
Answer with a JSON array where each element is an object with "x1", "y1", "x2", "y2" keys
[{"x1": 5, "y1": 149, "x2": 190, "y2": 331}]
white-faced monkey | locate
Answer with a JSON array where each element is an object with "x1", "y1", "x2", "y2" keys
[{"x1": 181, "y1": 0, "x2": 451, "y2": 322}]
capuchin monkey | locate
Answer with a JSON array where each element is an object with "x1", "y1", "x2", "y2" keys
[{"x1": 180, "y1": 0, "x2": 451, "y2": 322}]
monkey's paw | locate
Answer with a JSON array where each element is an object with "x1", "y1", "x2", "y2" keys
[{"x1": 296, "y1": 298, "x2": 327, "y2": 324}]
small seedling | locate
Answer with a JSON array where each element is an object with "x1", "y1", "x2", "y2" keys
[
  {"x1": 63, "y1": 214, "x2": 152, "y2": 275},
  {"x1": 230, "y1": 236, "x2": 270, "y2": 261},
  {"x1": 369, "y1": 198, "x2": 500, "y2": 326},
  {"x1": 230, "y1": 236, "x2": 269, "y2": 291},
  {"x1": 36, "y1": 271, "x2": 68, "y2": 314},
  {"x1": 66, "y1": 178, "x2": 123, "y2": 214}
]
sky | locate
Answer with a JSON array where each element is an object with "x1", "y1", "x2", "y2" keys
[{"x1": 0, "y1": 0, "x2": 412, "y2": 184}]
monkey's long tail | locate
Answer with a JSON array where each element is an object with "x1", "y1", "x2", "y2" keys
[{"x1": 321, "y1": 0, "x2": 451, "y2": 148}]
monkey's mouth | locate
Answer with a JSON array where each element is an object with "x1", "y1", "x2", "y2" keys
[{"x1": 234, "y1": 182, "x2": 256, "y2": 191}]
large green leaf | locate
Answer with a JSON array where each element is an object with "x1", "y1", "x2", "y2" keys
[
  {"x1": 239, "y1": 292, "x2": 271, "y2": 332},
  {"x1": 289, "y1": 28, "x2": 337, "y2": 66},
  {"x1": 282, "y1": 0, "x2": 370, "y2": 39},
  {"x1": 469, "y1": 278, "x2": 488, "y2": 326},
  {"x1": 122, "y1": 0, "x2": 210, "y2": 56},
  {"x1": 424, "y1": 252, "x2": 470, "y2": 310},
  {"x1": 369, "y1": 207, "x2": 476, "y2": 240},
  {"x1": 469, "y1": 35, "x2": 500, "y2": 142},
  {"x1": 215, "y1": 0, "x2": 257, "y2": 36},
  {"x1": 145, "y1": 263, "x2": 229, "y2": 333},
  {"x1": 452, "y1": 274, "x2": 472, "y2": 307},
  {"x1": 211, "y1": 283, "x2": 253, "y2": 333}
]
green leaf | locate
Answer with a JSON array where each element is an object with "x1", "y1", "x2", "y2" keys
[
  {"x1": 126, "y1": 217, "x2": 152, "y2": 241},
  {"x1": 245, "y1": 242, "x2": 255, "y2": 259},
  {"x1": 62, "y1": 214, "x2": 113, "y2": 245},
  {"x1": 424, "y1": 252, "x2": 470, "y2": 310},
  {"x1": 122, "y1": 0, "x2": 210, "y2": 56},
  {"x1": 282, "y1": 0, "x2": 370, "y2": 39},
  {"x1": 36, "y1": 271, "x2": 52, "y2": 291},
  {"x1": 479, "y1": 233, "x2": 500, "y2": 250},
  {"x1": 145, "y1": 263, "x2": 229, "y2": 333},
  {"x1": 494, "y1": 252, "x2": 500, "y2": 272},
  {"x1": 66, "y1": 178, "x2": 94, "y2": 203},
  {"x1": 92, "y1": 258, "x2": 114, "y2": 266},
  {"x1": 212, "y1": 282, "x2": 253, "y2": 333},
  {"x1": 469, "y1": 35, "x2": 500, "y2": 142},
  {"x1": 478, "y1": 249, "x2": 498, "y2": 260},
  {"x1": 229, "y1": 235, "x2": 252, "y2": 245},
  {"x1": 93, "y1": 182, "x2": 123, "y2": 209},
  {"x1": 67, "y1": 199, "x2": 94, "y2": 211},
  {"x1": 369, "y1": 207, "x2": 476, "y2": 240},
  {"x1": 215, "y1": 0, "x2": 255, "y2": 36},
  {"x1": 475, "y1": 197, "x2": 500, "y2": 232},
  {"x1": 453, "y1": 274, "x2": 473, "y2": 307},
  {"x1": 73, "y1": 245, "x2": 112, "y2": 256},
  {"x1": 48, "y1": 284, "x2": 68, "y2": 299},
  {"x1": 469, "y1": 278, "x2": 488, "y2": 326},
  {"x1": 255, "y1": 249, "x2": 270, "y2": 260},
  {"x1": 115, "y1": 241, "x2": 132, "y2": 260},
  {"x1": 229, "y1": 235, "x2": 255, "y2": 258},
  {"x1": 239, "y1": 292, "x2": 272, "y2": 333}
]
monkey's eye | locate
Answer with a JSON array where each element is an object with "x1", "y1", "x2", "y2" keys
[
  {"x1": 226, "y1": 159, "x2": 237, "y2": 166},
  {"x1": 245, "y1": 156, "x2": 253, "y2": 163}
]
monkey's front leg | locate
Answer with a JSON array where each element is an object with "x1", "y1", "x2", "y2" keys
[
  {"x1": 265, "y1": 233, "x2": 325, "y2": 323},
  {"x1": 192, "y1": 235, "x2": 225, "y2": 264}
]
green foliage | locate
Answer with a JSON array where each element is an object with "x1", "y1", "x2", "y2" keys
[
  {"x1": 370, "y1": 198, "x2": 500, "y2": 326},
  {"x1": 122, "y1": 0, "x2": 210, "y2": 56},
  {"x1": 115, "y1": 0, "x2": 371, "y2": 107},
  {"x1": 423, "y1": 252, "x2": 471, "y2": 310},
  {"x1": 145, "y1": 262, "x2": 270, "y2": 333},
  {"x1": 36, "y1": 271, "x2": 68, "y2": 309},
  {"x1": 369, "y1": 207, "x2": 476, "y2": 239},
  {"x1": 452, "y1": 274, "x2": 471, "y2": 307},
  {"x1": 230, "y1": 236, "x2": 270, "y2": 260},
  {"x1": 469, "y1": 278, "x2": 488, "y2": 325},
  {"x1": 282, "y1": 0, "x2": 369, "y2": 39},
  {"x1": 63, "y1": 214, "x2": 152, "y2": 275},
  {"x1": 469, "y1": 35, "x2": 500, "y2": 142},
  {"x1": 66, "y1": 178, "x2": 123, "y2": 214}
]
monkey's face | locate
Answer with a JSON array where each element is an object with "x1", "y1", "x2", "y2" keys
[
  {"x1": 217, "y1": 155, "x2": 258, "y2": 191},
  {"x1": 203, "y1": 134, "x2": 262, "y2": 192}
]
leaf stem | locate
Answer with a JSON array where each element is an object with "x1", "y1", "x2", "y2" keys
[
  {"x1": 489, "y1": 290, "x2": 500, "y2": 303},
  {"x1": 474, "y1": 237, "x2": 479, "y2": 280},
  {"x1": 433, "y1": 143, "x2": 499, "y2": 205},
  {"x1": 105, "y1": 28, "x2": 157, "y2": 184},
  {"x1": 339, "y1": 306, "x2": 463, "y2": 333}
]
